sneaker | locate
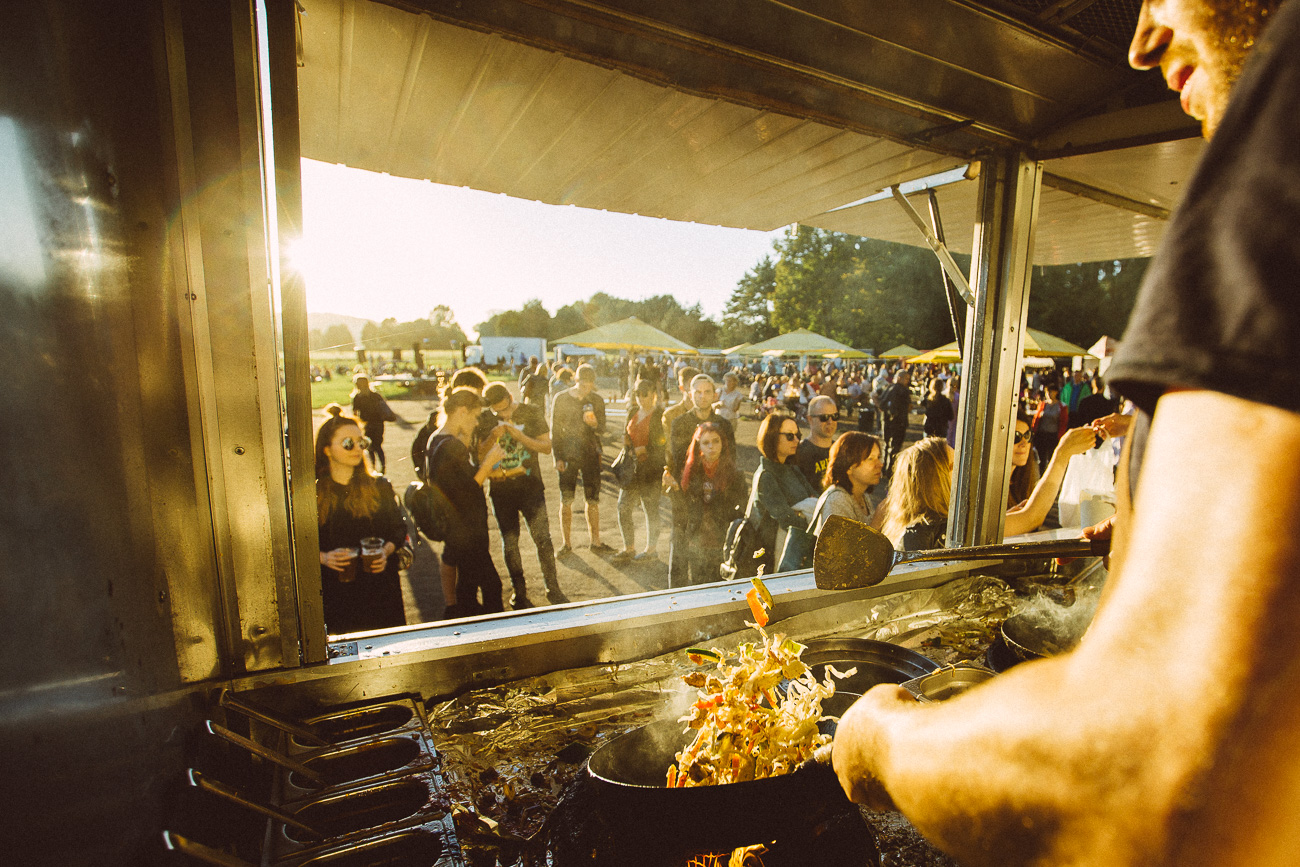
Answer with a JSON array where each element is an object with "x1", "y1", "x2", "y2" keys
[
  {"x1": 546, "y1": 586, "x2": 570, "y2": 605},
  {"x1": 511, "y1": 594, "x2": 534, "y2": 610},
  {"x1": 611, "y1": 549, "x2": 633, "y2": 564},
  {"x1": 589, "y1": 542, "x2": 616, "y2": 554},
  {"x1": 633, "y1": 549, "x2": 658, "y2": 561},
  {"x1": 556, "y1": 545, "x2": 573, "y2": 558}
]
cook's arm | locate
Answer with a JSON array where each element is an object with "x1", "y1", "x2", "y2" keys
[{"x1": 835, "y1": 390, "x2": 1300, "y2": 867}]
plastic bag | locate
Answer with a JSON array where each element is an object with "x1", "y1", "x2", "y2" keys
[{"x1": 1058, "y1": 447, "x2": 1116, "y2": 529}]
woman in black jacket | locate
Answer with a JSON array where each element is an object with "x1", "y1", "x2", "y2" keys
[
  {"x1": 744, "y1": 412, "x2": 817, "y2": 575},
  {"x1": 315, "y1": 404, "x2": 412, "y2": 634}
]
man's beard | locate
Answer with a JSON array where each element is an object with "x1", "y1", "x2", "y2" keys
[{"x1": 1200, "y1": 0, "x2": 1283, "y2": 131}]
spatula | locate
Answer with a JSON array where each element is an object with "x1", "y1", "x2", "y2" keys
[{"x1": 813, "y1": 515, "x2": 1108, "y2": 590}]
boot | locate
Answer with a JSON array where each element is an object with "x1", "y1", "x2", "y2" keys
[
  {"x1": 510, "y1": 577, "x2": 534, "y2": 610},
  {"x1": 545, "y1": 576, "x2": 570, "y2": 606}
]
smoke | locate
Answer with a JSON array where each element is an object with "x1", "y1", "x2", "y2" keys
[{"x1": 1008, "y1": 581, "x2": 1104, "y2": 654}]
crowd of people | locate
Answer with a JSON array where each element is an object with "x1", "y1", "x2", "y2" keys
[{"x1": 310, "y1": 350, "x2": 1128, "y2": 632}]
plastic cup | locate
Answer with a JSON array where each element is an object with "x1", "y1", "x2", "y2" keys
[
  {"x1": 338, "y1": 548, "x2": 360, "y2": 583},
  {"x1": 360, "y1": 537, "x2": 385, "y2": 573}
]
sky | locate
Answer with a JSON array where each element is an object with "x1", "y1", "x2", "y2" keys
[{"x1": 294, "y1": 159, "x2": 785, "y2": 338}]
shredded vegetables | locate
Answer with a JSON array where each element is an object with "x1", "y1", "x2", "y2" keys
[{"x1": 669, "y1": 626, "x2": 853, "y2": 787}]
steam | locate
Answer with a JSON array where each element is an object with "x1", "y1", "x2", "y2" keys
[{"x1": 1009, "y1": 582, "x2": 1104, "y2": 654}]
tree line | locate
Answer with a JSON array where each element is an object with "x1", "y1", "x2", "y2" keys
[{"x1": 316, "y1": 228, "x2": 1148, "y2": 354}]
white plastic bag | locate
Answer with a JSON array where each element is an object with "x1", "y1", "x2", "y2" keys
[{"x1": 1058, "y1": 447, "x2": 1116, "y2": 529}]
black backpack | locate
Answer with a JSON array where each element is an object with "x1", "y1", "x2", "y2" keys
[{"x1": 404, "y1": 437, "x2": 456, "y2": 542}]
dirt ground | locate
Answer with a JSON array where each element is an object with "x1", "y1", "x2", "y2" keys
[{"x1": 333, "y1": 378, "x2": 920, "y2": 625}]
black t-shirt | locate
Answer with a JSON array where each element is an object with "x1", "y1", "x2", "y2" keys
[
  {"x1": 1109, "y1": 1, "x2": 1300, "y2": 419},
  {"x1": 551, "y1": 388, "x2": 605, "y2": 463},
  {"x1": 794, "y1": 439, "x2": 831, "y2": 491},
  {"x1": 425, "y1": 435, "x2": 489, "y2": 543},
  {"x1": 472, "y1": 402, "x2": 549, "y2": 479}
]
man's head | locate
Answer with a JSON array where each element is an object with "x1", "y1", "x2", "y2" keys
[
  {"x1": 575, "y1": 364, "x2": 597, "y2": 395},
  {"x1": 807, "y1": 395, "x2": 839, "y2": 443},
  {"x1": 451, "y1": 366, "x2": 489, "y2": 395},
  {"x1": 677, "y1": 366, "x2": 701, "y2": 393},
  {"x1": 690, "y1": 374, "x2": 717, "y2": 414},
  {"x1": 1129, "y1": 0, "x2": 1281, "y2": 136},
  {"x1": 895, "y1": 370, "x2": 911, "y2": 385},
  {"x1": 483, "y1": 382, "x2": 513, "y2": 418}
]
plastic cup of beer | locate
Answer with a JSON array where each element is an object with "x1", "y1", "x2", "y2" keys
[
  {"x1": 360, "y1": 537, "x2": 385, "y2": 573},
  {"x1": 339, "y1": 547, "x2": 360, "y2": 583}
]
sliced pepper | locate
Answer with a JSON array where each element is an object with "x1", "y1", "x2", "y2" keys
[
  {"x1": 750, "y1": 575, "x2": 774, "y2": 609},
  {"x1": 746, "y1": 587, "x2": 770, "y2": 627},
  {"x1": 685, "y1": 646, "x2": 722, "y2": 665}
]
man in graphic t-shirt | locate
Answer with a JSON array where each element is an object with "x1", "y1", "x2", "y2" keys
[{"x1": 475, "y1": 383, "x2": 568, "y2": 608}]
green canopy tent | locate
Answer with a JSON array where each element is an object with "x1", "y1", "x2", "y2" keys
[
  {"x1": 878, "y1": 343, "x2": 922, "y2": 359},
  {"x1": 553, "y1": 316, "x2": 696, "y2": 353},
  {"x1": 740, "y1": 328, "x2": 864, "y2": 358},
  {"x1": 907, "y1": 329, "x2": 1094, "y2": 364}
]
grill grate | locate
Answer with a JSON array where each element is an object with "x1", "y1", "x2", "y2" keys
[{"x1": 990, "y1": 0, "x2": 1144, "y2": 56}]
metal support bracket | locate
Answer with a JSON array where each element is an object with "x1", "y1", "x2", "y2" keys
[{"x1": 890, "y1": 185, "x2": 975, "y2": 305}]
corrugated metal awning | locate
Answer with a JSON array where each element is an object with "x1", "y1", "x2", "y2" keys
[{"x1": 296, "y1": 0, "x2": 1200, "y2": 263}]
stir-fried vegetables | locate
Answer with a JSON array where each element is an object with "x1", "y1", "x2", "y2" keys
[{"x1": 669, "y1": 627, "x2": 853, "y2": 787}]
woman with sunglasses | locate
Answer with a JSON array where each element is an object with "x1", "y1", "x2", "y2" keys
[
  {"x1": 315, "y1": 404, "x2": 412, "y2": 635},
  {"x1": 1004, "y1": 414, "x2": 1096, "y2": 537},
  {"x1": 744, "y1": 413, "x2": 818, "y2": 574}
]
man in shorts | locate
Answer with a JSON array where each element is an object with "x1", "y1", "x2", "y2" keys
[{"x1": 551, "y1": 364, "x2": 611, "y2": 555}]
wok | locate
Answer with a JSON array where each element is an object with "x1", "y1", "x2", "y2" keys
[
  {"x1": 814, "y1": 515, "x2": 1109, "y2": 590},
  {"x1": 584, "y1": 638, "x2": 937, "y2": 854},
  {"x1": 1000, "y1": 609, "x2": 1089, "y2": 663}
]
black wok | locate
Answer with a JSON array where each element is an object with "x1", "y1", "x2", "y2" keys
[
  {"x1": 584, "y1": 638, "x2": 938, "y2": 854},
  {"x1": 1000, "y1": 610, "x2": 1086, "y2": 663}
]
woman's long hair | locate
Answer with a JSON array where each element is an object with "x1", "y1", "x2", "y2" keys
[
  {"x1": 876, "y1": 437, "x2": 953, "y2": 546},
  {"x1": 315, "y1": 404, "x2": 380, "y2": 523},
  {"x1": 823, "y1": 431, "x2": 880, "y2": 492},
  {"x1": 1008, "y1": 413, "x2": 1041, "y2": 508},
  {"x1": 681, "y1": 422, "x2": 736, "y2": 493}
]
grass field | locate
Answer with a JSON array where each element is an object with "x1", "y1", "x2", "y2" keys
[{"x1": 307, "y1": 350, "x2": 517, "y2": 409}]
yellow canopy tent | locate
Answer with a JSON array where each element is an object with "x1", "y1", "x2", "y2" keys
[
  {"x1": 907, "y1": 329, "x2": 1094, "y2": 364},
  {"x1": 740, "y1": 328, "x2": 864, "y2": 357},
  {"x1": 553, "y1": 316, "x2": 696, "y2": 353}
]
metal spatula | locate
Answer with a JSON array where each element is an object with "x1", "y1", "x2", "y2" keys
[{"x1": 812, "y1": 515, "x2": 1108, "y2": 590}]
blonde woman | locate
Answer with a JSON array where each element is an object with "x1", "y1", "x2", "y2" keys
[{"x1": 875, "y1": 436, "x2": 954, "y2": 551}]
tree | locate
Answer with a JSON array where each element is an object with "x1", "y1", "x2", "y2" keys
[
  {"x1": 321, "y1": 324, "x2": 356, "y2": 350},
  {"x1": 720, "y1": 255, "x2": 777, "y2": 345}
]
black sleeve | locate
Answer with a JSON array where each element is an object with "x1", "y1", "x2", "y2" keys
[{"x1": 1108, "y1": 0, "x2": 1300, "y2": 416}]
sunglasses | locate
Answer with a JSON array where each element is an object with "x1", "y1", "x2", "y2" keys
[
  {"x1": 780, "y1": 431, "x2": 802, "y2": 442},
  {"x1": 814, "y1": 413, "x2": 840, "y2": 423},
  {"x1": 340, "y1": 436, "x2": 372, "y2": 451},
  {"x1": 1013, "y1": 430, "x2": 1032, "y2": 444}
]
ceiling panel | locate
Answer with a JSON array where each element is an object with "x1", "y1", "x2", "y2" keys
[
  {"x1": 298, "y1": 0, "x2": 1199, "y2": 262},
  {"x1": 300, "y1": 0, "x2": 968, "y2": 230}
]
